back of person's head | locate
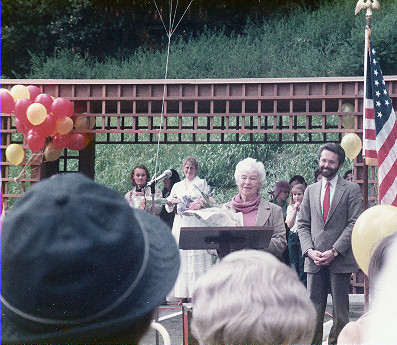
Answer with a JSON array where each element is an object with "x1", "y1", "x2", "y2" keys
[
  {"x1": 1, "y1": 173, "x2": 180, "y2": 344},
  {"x1": 365, "y1": 234, "x2": 397, "y2": 344},
  {"x1": 191, "y1": 250, "x2": 316, "y2": 345},
  {"x1": 368, "y1": 232, "x2": 397, "y2": 292}
]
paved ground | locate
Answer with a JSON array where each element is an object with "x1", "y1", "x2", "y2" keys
[{"x1": 140, "y1": 294, "x2": 366, "y2": 345}]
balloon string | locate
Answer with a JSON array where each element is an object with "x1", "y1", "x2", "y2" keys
[
  {"x1": 152, "y1": 0, "x2": 194, "y2": 179},
  {"x1": 14, "y1": 152, "x2": 44, "y2": 183}
]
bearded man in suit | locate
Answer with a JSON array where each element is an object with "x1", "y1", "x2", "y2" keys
[{"x1": 297, "y1": 143, "x2": 363, "y2": 345}]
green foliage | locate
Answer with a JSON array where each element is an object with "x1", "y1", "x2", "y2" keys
[
  {"x1": 1, "y1": 0, "x2": 321, "y2": 78},
  {"x1": 25, "y1": 0, "x2": 397, "y2": 79}
]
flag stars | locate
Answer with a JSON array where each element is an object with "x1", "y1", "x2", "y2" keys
[
  {"x1": 376, "y1": 101, "x2": 381, "y2": 107},
  {"x1": 372, "y1": 48, "x2": 376, "y2": 54},
  {"x1": 374, "y1": 70, "x2": 379, "y2": 76},
  {"x1": 377, "y1": 112, "x2": 382, "y2": 118},
  {"x1": 375, "y1": 91, "x2": 381, "y2": 97},
  {"x1": 373, "y1": 59, "x2": 378, "y2": 65},
  {"x1": 375, "y1": 80, "x2": 379, "y2": 86},
  {"x1": 385, "y1": 100, "x2": 390, "y2": 106},
  {"x1": 383, "y1": 89, "x2": 387, "y2": 95}
]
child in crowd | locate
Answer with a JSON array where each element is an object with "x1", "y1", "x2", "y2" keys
[{"x1": 285, "y1": 183, "x2": 307, "y2": 286}]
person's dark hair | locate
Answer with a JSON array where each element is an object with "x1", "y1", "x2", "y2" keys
[
  {"x1": 343, "y1": 170, "x2": 353, "y2": 180},
  {"x1": 289, "y1": 175, "x2": 307, "y2": 187},
  {"x1": 314, "y1": 168, "x2": 322, "y2": 182},
  {"x1": 318, "y1": 143, "x2": 345, "y2": 166},
  {"x1": 169, "y1": 169, "x2": 181, "y2": 186},
  {"x1": 368, "y1": 232, "x2": 397, "y2": 290},
  {"x1": 129, "y1": 165, "x2": 150, "y2": 187}
]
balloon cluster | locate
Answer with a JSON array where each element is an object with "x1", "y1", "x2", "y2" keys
[
  {"x1": 340, "y1": 103, "x2": 362, "y2": 160},
  {"x1": 1, "y1": 85, "x2": 95, "y2": 165}
]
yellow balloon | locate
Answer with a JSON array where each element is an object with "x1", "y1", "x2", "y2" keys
[
  {"x1": 341, "y1": 103, "x2": 355, "y2": 129},
  {"x1": 342, "y1": 115, "x2": 355, "y2": 129},
  {"x1": 352, "y1": 205, "x2": 397, "y2": 275},
  {"x1": 56, "y1": 117, "x2": 74, "y2": 135},
  {"x1": 342, "y1": 103, "x2": 355, "y2": 113},
  {"x1": 27, "y1": 103, "x2": 47, "y2": 125},
  {"x1": 10, "y1": 85, "x2": 30, "y2": 101},
  {"x1": 341, "y1": 133, "x2": 362, "y2": 160},
  {"x1": 5, "y1": 144, "x2": 25, "y2": 165},
  {"x1": 44, "y1": 142, "x2": 63, "y2": 161}
]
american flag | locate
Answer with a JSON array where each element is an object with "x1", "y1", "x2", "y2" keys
[{"x1": 363, "y1": 38, "x2": 397, "y2": 206}]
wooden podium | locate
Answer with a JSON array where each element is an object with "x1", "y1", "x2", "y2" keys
[{"x1": 179, "y1": 226, "x2": 274, "y2": 259}]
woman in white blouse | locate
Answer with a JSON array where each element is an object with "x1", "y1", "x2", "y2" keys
[{"x1": 166, "y1": 156, "x2": 213, "y2": 304}]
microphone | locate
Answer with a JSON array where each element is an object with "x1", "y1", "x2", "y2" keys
[{"x1": 147, "y1": 169, "x2": 172, "y2": 186}]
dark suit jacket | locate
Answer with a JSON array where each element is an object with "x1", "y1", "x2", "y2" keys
[{"x1": 297, "y1": 176, "x2": 363, "y2": 273}]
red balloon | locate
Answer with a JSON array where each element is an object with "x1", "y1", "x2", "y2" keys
[
  {"x1": 26, "y1": 85, "x2": 41, "y2": 102},
  {"x1": 67, "y1": 99, "x2": 74, "y2": 117},
  {"x1": 51, "y1": 97, "x2": 73, "y2": 118},
  {"x1": 35, "y1": 114, "x2": 57, "y2": 137},
  {"x1": 34, "y1": 93, "x2": 53, "y2": 112},
  {"x1": 1, "y1": 90, "x2": 15, "y2": 114},
  {"x1": 53, "y1": 134, "x2": 71, "y2": 149},
  {"x1": 15, "y1": 118, "x2": 32, "y2": 135},
  {"x1": 14, "y1": 98, "x2": 33, "y2": 126},
  {"x1": 67, "y1": 133, "x2": 89, "y2": 151},
  {"x1": 26, "y1": 129, "x2": 45, "y2": 152}
]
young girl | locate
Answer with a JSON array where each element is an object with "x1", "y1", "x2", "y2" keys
[{"x1": 285, "y1": 183, "x2": 307, "y2": 286}]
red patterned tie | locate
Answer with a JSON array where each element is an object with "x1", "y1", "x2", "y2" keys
[{"x1": 323, "y1": 181, "x2": 330, "y2": 223}]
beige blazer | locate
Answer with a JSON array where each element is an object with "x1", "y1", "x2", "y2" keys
[
  {"x1": 224, "y1": 197, "x2": 287, "y2": 257},
  {"x1": 297, "y1": 177, "x2": 363, "y2": 273}
]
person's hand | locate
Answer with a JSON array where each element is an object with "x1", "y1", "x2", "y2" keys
[
  {"x1": 293, "y1": 202, "x2": 301, "y2": 212},
  {"x1": 167, "y1": 198, "x2": 180, "y2": 207},
  {"x1": 307, "y1": 249, "x2": 324, "y2": 266},
  {"x1": 317, "y1": 250, "x2": 335, "y2": 266}
]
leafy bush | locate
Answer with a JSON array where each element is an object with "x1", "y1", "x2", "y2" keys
[{"x1": 26, "y1": 0, "x2": 397, "y2": 79}]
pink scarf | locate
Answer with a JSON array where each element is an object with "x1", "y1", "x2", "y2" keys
[{"x1": 231, "y1": 193, "x2": 261, "y2": 214}]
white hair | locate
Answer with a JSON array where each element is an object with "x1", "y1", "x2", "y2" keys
[
  {"x1": 364, "y1": 238, "x2": 397, "y2": 344},
  {"x1": 234, "y1": 158, "x2": 266, "y2": 187},
  {"x1": 191, "y1": 250, "x2": 316, "y2": 345}
]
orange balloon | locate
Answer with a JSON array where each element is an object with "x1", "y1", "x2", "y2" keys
[
  {"x1": 44, "y1": 142, "x2": 63, "y2": 161},
  {"x1": 56, "y1": 117, "x2": 74, "y2": 135},
  {"x1": 74, "y1": 115, "x2": 96, "y2": 130},
  {"x1": 27, "y1": 103, "x2": 47, "y2": 125}
]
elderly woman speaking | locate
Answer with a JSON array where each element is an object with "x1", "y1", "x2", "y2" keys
[{"x1": 223, "y1": 157, "x2": 287, "y2": 257}]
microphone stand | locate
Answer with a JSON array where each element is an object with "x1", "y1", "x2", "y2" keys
[
  {"x1": 149, "y1": 182, "x2": 156, "y2": 215},
  {"x1": 141, "y1": 183, "x2": 157, "y2": 215}
]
